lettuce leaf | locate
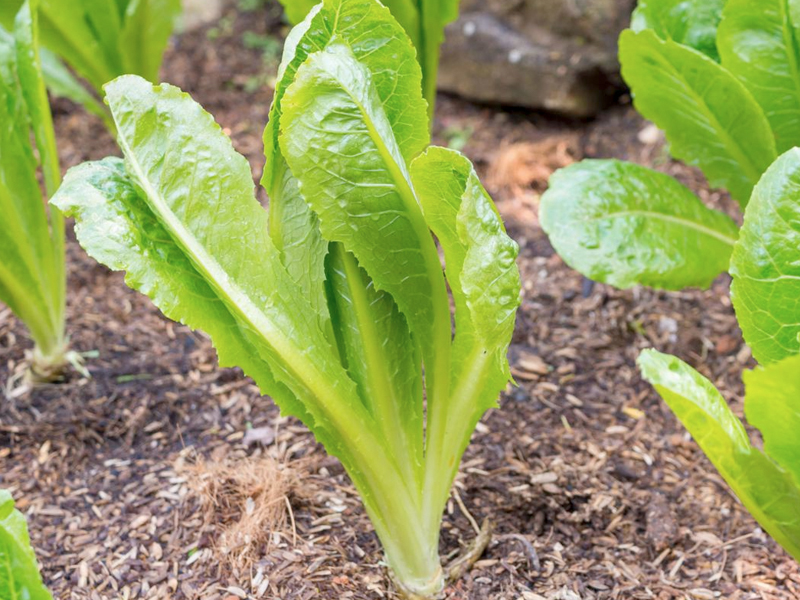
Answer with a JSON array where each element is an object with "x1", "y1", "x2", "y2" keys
[
  {"x1": 53, "y1": 31, "x2": 519, "y2": 593},
  {"x1": 0, "y1": 490, "x2": 53, "y2": 600},
  {"x1": 639, "y1": 350, "x2": 800, "y2": 562},
  {"x1": 274, "y1": 0, "x2": 458, "y2": 113},
  {"x1": 0, "y1": 0, "x2": 66, "y2": 373},
  {"x1": 718, "y1": 0, "x2": 800, "y2": 153},
  {"x1": 540, "y1": 159, "x2": 738, "y2": 290},
  {"x1": 1, "y1": 0, "x2": 180, "y2": 119},
  {"x1": 620, "y1": 28, "x2": 777, "y2": 205},
  {"x1": 631, "y1": 0, "x2": 726, "y2": 60},
  {"x1": 731, "y1": 148, "x2": 800, "y2": 364}
]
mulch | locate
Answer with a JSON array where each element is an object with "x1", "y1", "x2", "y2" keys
[{"x1": 1, "y1": 1, "x2": 798, "y2": 599}]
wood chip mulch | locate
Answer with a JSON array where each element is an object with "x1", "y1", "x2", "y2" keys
[{"x1": 2, "y1": 1, "x2": 799, "y2": 598}]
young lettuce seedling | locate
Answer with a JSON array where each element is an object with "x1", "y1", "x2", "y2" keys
[
  {"x1": 275, "y1": 0, "x2": 459, "y2": 119},
  {"x1": 52, "y1": 0, "x2": 521, "y2": 596},
  {"x1": 0, "y1": 0, "x2": 82, "y2": 381},
  {"x1": 0, "y1": 0, "x2": 182, "y2": 131},
  {"x1": 0, "y1": 489, "x2": 53, "y2": 600},
  {"x1": 639, "y1": 148, "x2": 800, "y2": 563},
  {"x1": 540, "y1": 0, "x2": 800, "y2": 292}
]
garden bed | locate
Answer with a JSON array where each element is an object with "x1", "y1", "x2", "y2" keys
[{"x1": 1, "y1": 1, "x2": 798, "y2": 599}]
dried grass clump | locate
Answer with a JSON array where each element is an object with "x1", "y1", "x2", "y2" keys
[
  {"x1": 487, "y1": 137, "x2": 578, "y2": 196},
  {"x1": 182, "y1": 450, "x2": 301, "y2": 571}
]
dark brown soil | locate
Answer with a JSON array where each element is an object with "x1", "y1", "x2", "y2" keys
[{"x1": 2, "y1": 2, "x2": 799, "y2": 599}]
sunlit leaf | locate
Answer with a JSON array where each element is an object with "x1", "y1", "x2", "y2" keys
[
  {"x1": 620, "y1": 29, "x2": 777, "y2": 205},
  {"x1": 540, "y1": 159, "x2": 738, "y2": 290}
]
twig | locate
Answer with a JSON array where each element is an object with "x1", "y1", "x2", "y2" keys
[
  {"x1": 284, "y1": 495, "x2": 297, "y2": 546},
  {"x1": 495, "y1": 533, "x2": 541, "y2": 572},
  {"x1": 445, "y1": 518, "x2": 494, "y2": 583},
  {"x1": 452, "y1": 487, "x2": 481, "y2": 535}
]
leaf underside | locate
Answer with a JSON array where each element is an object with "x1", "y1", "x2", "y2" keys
[
  {"x1": 718, "y1": 0, "x2": 800, "y2": 153},
  {"x1": 639, "y1": 350, "x2": 800, "y2": 562},
  {"x1": 619, "y1": 28, "x2": 777, "y2": 206}
]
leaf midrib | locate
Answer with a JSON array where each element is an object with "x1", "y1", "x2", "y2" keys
[
  {"x1": 668, "y1": 56, "x2": 763, "y2": 185},
  {"x1": 634, "y1": 34, "x2": 772, "y2": 188},
  {"x1": 115, "y1": 124, "x2": 345, "y2": 418},
  {"x1": 338, "y1": 247, "x2": 421, "y2": 497},
  {"x1": 334, "y1": 65, "x2": 451, "y2": 346},
  {"x1": 115, "y1": 125, "x2": 436, "y2": 527},
  {"x1": 580, "y1": 209, "x2": 738, "y2": 246}
]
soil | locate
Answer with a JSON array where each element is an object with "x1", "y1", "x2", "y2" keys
[{"x1": 2, "y1": 2, "x2": 799, "y2": 599}]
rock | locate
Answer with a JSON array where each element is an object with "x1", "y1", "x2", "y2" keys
[
  {"x1": 180, "y1": 0, "x2": 225, "y2": 32},
  {"x1": 439, "y1": 0, "x2": 636, "y2": 117}
]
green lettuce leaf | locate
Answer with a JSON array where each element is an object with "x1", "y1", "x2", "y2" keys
[
  {"x1": 33, "y1": 0, "x2": 114, "y2": 90},
  {"x1": 0, "y1": 490, "x2": 52, "y2": 600},
  {"x1": 0, "y1": 0, "x2": 65, "y2": 363},
  {"x1": 278, "y1": 43, "x2": 452, "y2": 412},
  {"x1": 619, "y1": 28, "x2": 777, "y2": 205},
  {"x1": 417, "y1": 0, "x2": 459, "y2": 113},
  {"x1": 631, "y1": 0, "x2": 725, "y2": 60},
  {"x1": 326, "y1": 243, "x2": 424, "y2": 489},
  {"x1": 51, "y1": 75, "x2": 434, "y2": 589},
  {"x1": 273, "y1": 0, "x2": 456, "y2": 115},
  {"x1": 53, "y1": 76, "x2": 365, "y2": 468},
  {"x1": 639, "y1": 350, "x2": 800, "y2": 562},
  {"x1": 263, "y1": 0, "x2": 429, "y2": 349},
  {"x1": 0, "y1": 28, "x2": 57, "y2": 351},
  {"x1": 381, "y1": 0, "x2": 420, "y2": 49},
  {"x1": 119, "y1": 0, "x2": 182, "y2": 83},
  {"x1": 744, "y1": 355, "x2": 800, "y2": 487},
  {"x1": 14, "y1": 0, "x2": 60, "y2": 194},
  {"x1": 276, "y1": 0, "x2": 318, "y2": 24},
  {"x1": 731, "y1": 148, "x2": 800, "y2": 364},
  {"x1": 13, "y1": 0, "x2": 65, "y2": 348},
  {"x1": 277, "y1": 0, "x2": 420, "y2": 45},
  {"x1": 539, "y1": 159, "x2": 739, "y2": 290},
  {"x1": 718, "y1": 0, "x2": 800, "y2": 153},
  {"x1": 0, "y1": 21, "x2": 109, "y2": 126},
  {"x1": 38, "y1": 48, "x2": 109, "y2": 125},
  {"x1": 264, "y1": 6, "x2": 330, "y2": 342},
  {"x1": 2, "y1": 0, "x2": 178, "y2": 95},
  {"x1": 80, "y1": 0, "x2": 124, "y2": 73},
  {"x1": 409, "y1": 146, "x2": 520, "y2": 531}
]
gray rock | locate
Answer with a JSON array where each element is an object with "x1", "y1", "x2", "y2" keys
[
  {"x1": 180, "y1": 0, "x2": 225, "y2": 32},
  {"x1": 439, "y1": 0, "x2": 636, "y2": 117}
]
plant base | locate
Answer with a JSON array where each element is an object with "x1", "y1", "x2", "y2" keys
[
  {"x1": 26, "y1": 343, "x2": 88, "y2": 384},
  {"x1": 392, "y1": 519, "x2": 494, "y2": 600},
  {"x1": 392, "y1": 566, "x2": 445, "y2": 600}
]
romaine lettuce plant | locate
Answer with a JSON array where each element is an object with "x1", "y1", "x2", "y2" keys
[
  {"x1": 540, "y1": 0, "x2": 800, "y2": 291},
  {"x1": 275, "y1": 0, "x2": 459, "y2": 117},
  {"x1": 0, "y1": 489, "x2": 52, "y2": 600},
  {"x1": 51, "y1": 0, "x2": 520, "y2": 596},
  {"x1": 639, "y1": 148, "x2": 800, "y2": 562},
  {"x1": 0, "y1": 1, "x2": 80, "y2": 381},
  {"x1": 0, "y1": 0, "x2": 181, "y2": 129}
]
